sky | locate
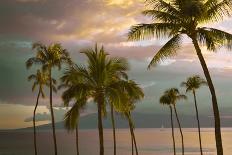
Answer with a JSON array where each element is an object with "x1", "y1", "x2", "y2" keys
[{"x1": 1, "y1": 0, "x2": 232, "y2": 129}]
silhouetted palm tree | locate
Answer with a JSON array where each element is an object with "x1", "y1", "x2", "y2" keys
[
  {"x1": 128, "y1": 1, "x2": 232, "y2": 153},
  {"x1": 181, "y1": 75, "x2": 207, "y2": 155},
  {"x1": 59, "y1": 44, "x2": 129, "y2": 155},
  {"x1": 59, "y1": 67, "x2": 87, "y2": 155},
  {"x1": 26, "y1": 43, "x2": 72, "y2": 155},
  {"x1": 27, "y1": 69, "x2": 56, "y2": 155},
  {"x1": 110, "y1": 102, "x2": 117, "y2": 155},
  {"x1": 28, "y1": 70, "x2": 48, "y2": 155},
  {"x1": 114, "y1": 80, "x2": 144, "y2": 155},
  {"x1": 127, "y1": 111, "x2": 137, "y2": 155},
  {"x1": 164, "y1": 88, "x2": 187, "y2": 155},
  {"x1": 63, "y1": 99, "x2": 86, "y2": 155},
  {"x1": 160, "y1": 93, "x2": 176, "y2": 155}
]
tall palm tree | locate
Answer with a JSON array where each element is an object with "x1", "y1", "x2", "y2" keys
[
  {"x1": 181, "y1": 75, "x2": 208, "y2": 155},
  {"x1": 164, "y1": 88, "x2": 187, "y2": 155},
  {"x1": 26, "y1": 43, "x2": 72, "y2": 155},
  {"x1": 128, "y1": 1, "x2": 232, "y2": 154},
  {"x1": 114, "y1": 80, "x2": 144, "y2": 155},
  {"x1": 59, "y1": 44, "x2": 129, "y2": 155},
  {"x1": 27, "y1": 69, "x2": 49, "y2": 155},
  {"x1": 160, "y1": 93, "x2": 176, "y2": 155}
]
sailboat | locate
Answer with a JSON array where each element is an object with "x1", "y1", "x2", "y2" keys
[{"x1": 160, "y1": 125, "x2": 165, "y2": 131}]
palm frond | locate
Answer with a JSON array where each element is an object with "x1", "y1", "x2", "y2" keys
[
  {"x1": 64, "y1": 97, "x2": 87, "y2": 131},
  {"x1": 142, "y1": 10, "x2": 181, "y2": 23},
  {"x1": 207, "y1": 28, "x2": 232, "y2": 49},
  {"x1": 64, "y1": 104, "x2": 80, "y2": 131},
  {"x1": 40, "y1": 88, "x2": 46, "y2": 98},
  {"x1": 180, "y1": 81, "x2": 187, "y2": 88},
  {"x1": 128, "y1": 23, "x2": 180, "y2": 41},
  {"x1": 148, "y1": 34, "x2": 182, "y2": 69},
  {"x1": 32, "y1": 82, "x2": 37, "y2": 92},
  {"x1": 197, "y1": 28, "x2": 219, "y2": 51},
  {"x1": 26, "y1": 57, "x2": 44, "y2": 69},
  {"x1": 145, "y1": 0, "x2": 180, "y2": 16},
  {"x1": 177, "y1": 94, "x2": 187, "y2": 100},
  {"x1": 204, "y1": 0, "x2": 232, "y2": 22},
  {"x1": 160, "y1": 94, "x2": 171, "y2": 105},
  {"x1": 181, "y1": 75, "x2": 208, "y2": 93},
  {"x1": 27, "y1": 74, "x2": 36, "y2": 81},
  {"x1": 197, "y1": 27, "x2": 232, "y2": 50},
  {"x1": 106, "y1": 57, "x2": 129, "y2": 81},
  {"x1": 162, "y1": 87, "x2": 187, "y2": 105},
  {"x1": 32, "y1": 42, "x2": 47, "y2": 51}
]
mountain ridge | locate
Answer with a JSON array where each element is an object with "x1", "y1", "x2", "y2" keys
[{"x1": 10, "y1": 112, "x2": 232, "y2": 131}]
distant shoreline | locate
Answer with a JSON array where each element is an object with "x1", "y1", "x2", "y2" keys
[{"x1": 2, "y1": 127, "x2": 232, "y2": 132}]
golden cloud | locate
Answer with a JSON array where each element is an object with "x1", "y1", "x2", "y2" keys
[{"x1": 105, "y1": 0, "x2": 134, "y2": 7}]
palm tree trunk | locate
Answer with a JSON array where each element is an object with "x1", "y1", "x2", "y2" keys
[
  {"x1": 132, "y1": 129, "x2": 138, "y2": 155},
  {"x1": 169, "y1": 106, "x2": 176, "y2": 155},
  {"x1": 49, "y1": 69, "x2": 58, "y2": 155},
  {"x1": 76, "y1": 123, "x2": 79, "y2": 155},
  {"x1": 110, "y1": 104, "x2": 116, "y2": 155},
  {"x1": 131, "y1": 133, "x2": 134, "y2": 155},
  {"x1": 192, "y1": 37, "x2": 223, "y2": 155},
  {"x1": 173, "y1": 105, "x2": 184, "y2": 155},
  {"x1": 97, "y1": 98, "x2": 104, "y2": 155},
  {"x1": 193, "y1": 90, "x2": 203, "y2": 155},
  {"x1": 127, "y1": 113, "x2": 138, "y2": 155},
  {"x1": 33, "y1": 90, "x2": 41, "y2": 155}
]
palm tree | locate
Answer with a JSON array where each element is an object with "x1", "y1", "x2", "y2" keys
[
  {"x1": 110, "y1": 101, "x2": 117, "y2": 155},
  {"x1": 26, "y1": 43, "x2": 72, "y2": 155},
  {"x1": 27, "y1": 70, "x2": 49, "y2": 155},
  {"x1": 128, "y1": 1, "x2": 232, "y2": 154},
  {"x1": 59, "y1": 44, "x2": 129, "y2": 155},
  {"x1": 160, "y1": 93, "x2": 176, "y2": 155},
  {"x1": 114, "y1": 80, "x2": 144, "y2": 155},
  {"x1": 59, "y1": 67, "x2": 88, "y2": 155},
  {"x1": 63, "y1": 99, "x2": 86, "y2": 155},
  {"x1": 164, "y1": 88, "x2": 187, "y2": 155},
  {"x1": 181, "y1": 75, "x2": 208, "y2": 155},
  {"x1": 126, "y1": 110, "x2": 138, "y2": 155}
]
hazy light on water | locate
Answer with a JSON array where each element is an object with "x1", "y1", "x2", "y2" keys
[{"x1": 1, "y1": 129, "x2": 232, "y2": 154}]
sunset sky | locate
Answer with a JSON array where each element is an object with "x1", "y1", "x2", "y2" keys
[{"x1": 1, "y1": 0, "x2": 232, "y2": 129}]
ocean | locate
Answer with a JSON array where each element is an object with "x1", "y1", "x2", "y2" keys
[{"x1": 1, "y1": 128, "x2": 232, "y2": 155}]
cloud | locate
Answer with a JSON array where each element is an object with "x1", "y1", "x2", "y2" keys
[
  {"x1": 24, "y1": 112, "x2": 50, "y2": 122},
  {"x1": 16, "y1": 0, "x2": 44, "y2": 2},
  {"x1": 140, "y1": 81, "x2": 156, "y2": 89},
  {"x1": 146, "y1": 57, "x2": 177, "y2": 66},
  {"x1": 1, "y1": 0, "x2": 232, "y2": 106},
  {"x1": 24, "y1": 107, "x2": 68, "y2": 122},
  {"x1": 0, "y1": 0, "x2": 145, "y2": 44},
  {"x1": 179, "y1": 59, "x2": 194, "y2": 63},
  {"x1": 105, "y1": 0, "x2": 134, "y2": 7},
  {"x1": 0, "y1": 40, "x2": 32, "y2": 48},
  {"x1": 160, "y1": 59, "x2": 177, "y2": 66},
  {"x1": 24, "y1": 106, "x2": 96, "y2": 122}
]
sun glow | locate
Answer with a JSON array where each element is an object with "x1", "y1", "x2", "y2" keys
[{"x1": 106, "y1": 0, "x2": 133, "y2": 6}]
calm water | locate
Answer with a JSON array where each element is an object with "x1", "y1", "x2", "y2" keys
[{"x1": 1, "y1": 128, "x2": 232, "y2": 155}]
